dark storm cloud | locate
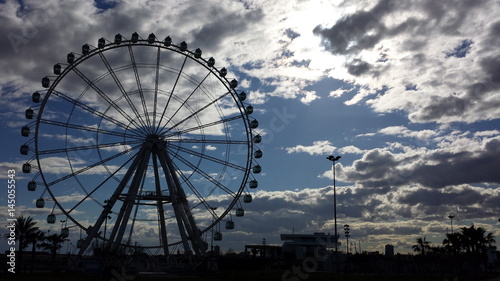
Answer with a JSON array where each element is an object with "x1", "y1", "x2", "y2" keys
[
  {"x1": 420, "y1": 0, "x2": 484, "y2": 34},
  {"x1": 342, "y1": 149, "x2": 401, "y2": 187},
  {"x1": 313, "y1": 0, "x2": 485, "y2": 56},
  {"x1": 400, "y1": 187, "x2": 484, "y2": 207},
  {"x1": 190, "y1": 8, "x2": 264, "y2": 52},
  {"x1": 342, "y1": 138, "x2": 500, "y2": 189},
  {"x1": 484, "y1": 21, "x2": 500, "y2": 47},
  {"x1": 346, "y1": 59, "x2": 372, "y2": 76},
  {"x1": 480, "y1": 55, "x2": 500, "y2": 83},
  {"x1": 412, "y1": 140, "x2": 500, "y2": 188},
  {"x1": 312, "y1": 0, "x2": 394, "y2": 55},
  {"x1": 362, "y1": 225, "x2": 422, "y2": 236},
  {"x1": 399, "y1": 185, "x2": 500, "y2": 220},
  {"x1": 411, "y1": 77, "x2": 500, "y2": 123}
]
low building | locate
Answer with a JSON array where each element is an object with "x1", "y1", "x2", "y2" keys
[
  {"x1": 280, "y1": 232, "x2": 338, "y2": 258},
  {"x1": 244, "y1": 244, "x2": 282, "y2": 259},
  {"x1": 280, "y1": 232, "x2": 338, "y2": 271}
]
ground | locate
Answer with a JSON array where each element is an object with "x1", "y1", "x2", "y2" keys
[{"x1": 2, "y1": 271, "x2": 500, "y2": 281}]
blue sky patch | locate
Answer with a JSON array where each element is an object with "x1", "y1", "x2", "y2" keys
[{"x1": 445, "y1": 39, "x2": 473, "y2": 58}]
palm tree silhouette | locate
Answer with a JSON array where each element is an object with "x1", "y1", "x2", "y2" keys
[
  {"x1": 442, "y1": 225, "x2": 496, "y2": 255},
  {"x1": 40, "y1": 234, "x2": 67, "y2": 261},
  {"x1": 459, "y1": 225, "x2": 495, "y2": 254},
  {"x1": 412, "y1": 236, "x2": 431, "y2": 255},
  {"x1": 3, "y1": 215, "x2": 39, "y2": 272},
  {"x1": 443, "y1": 232, "x2": 462, "y2": 254},
  {"x1": 27, "y1": 230, "x2": 46, "y2": 273}
]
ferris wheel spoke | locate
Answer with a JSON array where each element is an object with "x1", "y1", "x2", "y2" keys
[
  {"x1": 98, "y1": 50, "x2": 149, "y2": 130},
  {"x1": 152, "y1": 47, "x2": 161, "y2": 128},
  {"x1": 38, "y1": 140, "x2": 142, "y2": 155},
  {"x1": 51, "y1": 90, "x2": 138, "y2": 135},
  {"x1": 167, "y1": 148, "x2": 236, "y2": 198},
  {"x1": 71, "y1": 66, "x2": 145, "y2": 132},
  {"x1": 164, "y1": 71, "x2": 211, "y2": 129},
  {"x1": 46, "y1": 143, "x2": 141, "y2": 187},
  {"x1": 160, "y1": 90, "x2": 231, "y2": 135},
  {"x1": 172, "y1": 138, "x2": 248, "y2": 145},
  {"x1": 66, "y1": 153, "x2": 137, "y2": 214},
  {"x1": 128, "y1": 45, "x2": 152, "y2": 128},
  {"x1": 39, "y1": 119, "x2": 143, "y2": 140},
  {"x1": 156, "y1": 55, "x2": 188, "y2": 133},
  {"x1": 168, "y1": 143, "x2": 246, "y2": 171},
  {"x1": 163, "y1": 115, "x2": 243, "y2": 139}
]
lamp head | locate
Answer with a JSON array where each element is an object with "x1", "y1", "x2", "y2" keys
[{"x1": 327, "y1": 155, "x2": 341, "y2": 161}]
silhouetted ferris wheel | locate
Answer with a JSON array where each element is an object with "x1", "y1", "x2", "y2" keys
[{"x1": 20, "y1": 32, "x2": 262, "y2": 258}]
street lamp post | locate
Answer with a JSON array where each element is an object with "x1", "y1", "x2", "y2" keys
[
  {"x1": 448, "y1": 215, "x2": 455, "y2": 234},
  {"x1": 327, "y1": 155, "x2": 341, "y2": 253}
]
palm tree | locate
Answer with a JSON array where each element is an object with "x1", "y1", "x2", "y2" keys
[
  {"x1": 27, "y1": 230, "x2": 46, "y2": 273},
  {"x1": 443, "y1": 232, "x2": 462, "y2": 254},
  {"x1": 412, "y1": 236, "x2": 431, "y2": 255},
  {"x1": 482, "y1": 231, "x2": 496, "y2": 249},
  {"x1": 2, "y1": 216, "x2": 39, "y2": 250},
  {"x1": 3, "y1": 215, "x2": 39, "y2": 272},
  {"x1": 460, "y1": 225, "x2": 495, "y2": 255},
  {"x1": 40, "y1": 234, "x2": 67, "y2": 261}
]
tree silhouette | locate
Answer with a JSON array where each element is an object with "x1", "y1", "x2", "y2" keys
[
  {"x1": 443, "y1": 232, "x2": 462, "y2": 254},
  {"x1": 442, "y1": 225, "x2": 496, "y2": 256},
  {"x1": 40, "y1": 234, "x2": 67, "y2": 261},
  {"x1": 3, "y1": 215, "x2": 39, "y2": 272},
  {"x1": 27, "y1": 230, "x2": 46, "y2": 273},
  {"x1": 459, "y1": 225, "x2": 495, "y2": 255},
  {"x1": 412, "y1": 236, "x2": 431, "y2": 255}
]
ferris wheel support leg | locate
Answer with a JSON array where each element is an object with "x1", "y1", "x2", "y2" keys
[
  {"x1": 152, "y1": 154, "x2": 169, "y2": 257},
  {"x1": 157, "y1": 149, "x2": 206, "y2": 259},
  {"x1": 77, "y1": 144, "x2": 149, "y2": 256},
  {"x1": 109, "y1": 147, "x2": 152, "y2": 252},
  {"x1": 157, "y1": 151, "x2": 191, "y2": 256}
]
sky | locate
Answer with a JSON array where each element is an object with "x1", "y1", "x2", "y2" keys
[{"x1": 1, "y1": 0, "x2": 500, "y2": 255}]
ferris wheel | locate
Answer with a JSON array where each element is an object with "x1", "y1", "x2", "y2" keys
[{"x1": 20, "y1": 32, "x2": 262, "y2": 258}]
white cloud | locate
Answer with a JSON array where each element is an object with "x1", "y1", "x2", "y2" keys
[
  {"x1": 284, "y1": 140, "x2": 336, "y2": 155},
  {"x1": 474, "y1": 130, "x2": 500, "y2": 137},
  {"x1": 206, "y1": 145, "x2": 217, "y2": 151},
  {"x1": 338, "y1": 145, "x2": 365, "y2": 154},
  {"x1": 378, "y1": 126, "x2": 438, "y2": 140}
]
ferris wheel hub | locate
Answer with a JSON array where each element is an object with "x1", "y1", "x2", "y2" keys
[{"x1": 146, "y1": 134, "x2": 161, "y2": 142}]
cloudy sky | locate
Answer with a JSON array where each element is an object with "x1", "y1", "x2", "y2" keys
[{"x1": 1, "y1": 0, "x2": 500, "y2": 255}]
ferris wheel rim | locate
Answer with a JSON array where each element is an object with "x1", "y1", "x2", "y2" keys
[{"x1": 24, "y1": 33, "x2": 261, "y2": 250}]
